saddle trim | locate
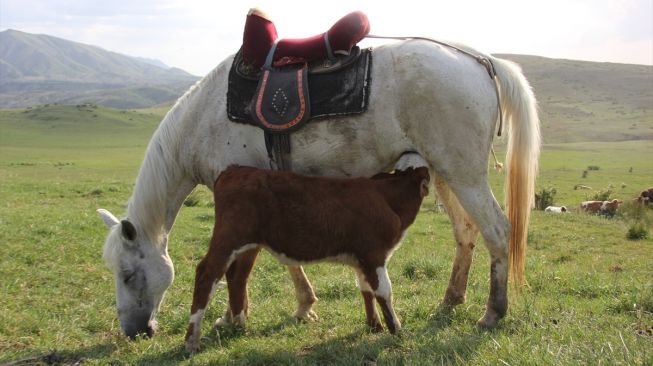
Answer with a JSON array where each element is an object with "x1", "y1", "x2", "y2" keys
[{"x1": 254, "y1": 68, "x2": 308, "y2": 131}]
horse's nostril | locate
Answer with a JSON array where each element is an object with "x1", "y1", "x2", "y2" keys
[{"x1": 146, "y1": 325, "x2": 155, "y2": 338}]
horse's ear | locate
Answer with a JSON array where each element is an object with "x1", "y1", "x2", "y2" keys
[
  {"x1": 97, "y1": 209, "x2": 120, "y2": 228},
  {"x1": 120, "y1": 220, "x2": 137, "y2": 241}
]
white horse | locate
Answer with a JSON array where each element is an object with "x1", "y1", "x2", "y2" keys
[{"x1": 98, "y1": 39, "x2": 540, "y2": 339}]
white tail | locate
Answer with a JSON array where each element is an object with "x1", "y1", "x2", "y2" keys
[{"x1": 492, "y1": 58, "x2": 541, "y2": 288}]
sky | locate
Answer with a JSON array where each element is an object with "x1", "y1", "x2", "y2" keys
[{"x1": 1, "y1": 0, "x2": 652, "y2": 76}]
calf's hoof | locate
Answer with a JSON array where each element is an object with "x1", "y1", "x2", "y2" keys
[
  {"x1": 387, "y1": 321, "x2": 402, "y2": 335},
  {"x1": 185, "y1": 336, "x2": 201, "y2": 353},
  {"x1": 368, "y1": 320, "x2": 384, "y2": 333},
  {"x1": 214, "y1": 316, "x2": 231, "y2": 328}
]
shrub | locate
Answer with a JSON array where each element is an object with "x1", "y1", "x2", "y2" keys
[
  {"x1": 588, "y1": 187, "x2": 613, "y2": 201},
  {"x1": 534, "y1": 186, "x2": 557, "y2": 211}
]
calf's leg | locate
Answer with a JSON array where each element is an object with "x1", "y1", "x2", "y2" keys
[
  {"x1": 215, "y1": 246, "x2": 261, "y2": 328},
  {"x1": 185, "y1": 246, "x2": 234, "y2": 352},
  {"x1": 362, "y1": 265, "x2": 400, "y2": 334},
  {"x1": 356, "y1": 270, "x2": 383, "y2": 331}
]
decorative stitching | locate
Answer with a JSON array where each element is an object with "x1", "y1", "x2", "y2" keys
[{"x1": 271, "y1": 88, "x2": 289, "y2": 117}]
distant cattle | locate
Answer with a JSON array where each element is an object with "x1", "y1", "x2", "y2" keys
[
  {"x1": 634, "y1": 187, "x2": 653, "y2": 205},
  {"x1": 600, "y1": 199, "x2": 623, "y2": 213},
  {"x1": 581, "y1": 199, "x2": 623, "y2": 214},
  {"x1": 580, "y1": 201, "x2": 604, "y2": 213},
  {"x1": 545, "y1": 206, "x2": 567, "y2": 213}
]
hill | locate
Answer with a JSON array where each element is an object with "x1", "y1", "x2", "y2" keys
[
  {"x1": 0, "y1": 29, "x2": 199, "y2": 109},
  {"x1": 495, "y1": 54, "x2": 653, "y2": 143}
]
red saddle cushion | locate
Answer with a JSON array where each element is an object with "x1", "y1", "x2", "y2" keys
[{"x1": 242, "y1": 9, "x2": 370, "y2": 69}]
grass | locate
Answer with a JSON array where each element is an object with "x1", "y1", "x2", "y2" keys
[{"x1": 0, "y1": 105, "x2": 652, "y2": 365}]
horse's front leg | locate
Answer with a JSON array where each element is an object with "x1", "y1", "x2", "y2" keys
[
  {"x1": 288, "y1": 265, "x2": 318, "y2": 321},
  {"x1": 434, "y1": 176, "x2": 480, "y2": 307}
]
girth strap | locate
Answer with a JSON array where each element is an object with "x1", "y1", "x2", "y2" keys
[{"x1": 265, "y1": 132, "x2": 292, "y2": 171}]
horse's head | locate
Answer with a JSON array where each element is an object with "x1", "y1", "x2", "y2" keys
[{"x1": 97, "y1": 209, "x2": 174, "y2": 339}]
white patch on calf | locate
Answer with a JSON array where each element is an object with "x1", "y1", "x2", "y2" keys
[
  {"x1": 385, "y1": 230, "x2": 407, "y2": 264},
  {"x1": 227, "y1": 243, "x2": 259, "y2": 269},
  {"x1": 264, "y1": 246, "x2": 359, "y2": 268},
  {"x1": 374, "y1": 266, "x2": 392, "y2": 300}
]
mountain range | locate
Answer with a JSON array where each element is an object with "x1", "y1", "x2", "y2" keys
[
  {"x1": 0, "y1": 30, "x2": 651, "y2": 142},
  {"x1": 0, "y1": 29, "x2": 199, "y2": 108}
]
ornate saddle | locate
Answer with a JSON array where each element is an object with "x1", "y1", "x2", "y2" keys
[
  {"x1": 227, "y1": 9, "x2": 373, "y2": 170},
  {"x1": 227, "y1": 9, "x2": 371, "y2": 170},
  {"x1": 241, "y1": 8, "x2": 370, "y2": 72}
]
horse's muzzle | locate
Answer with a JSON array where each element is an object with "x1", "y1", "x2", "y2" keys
[{"x1": 122, "y1": 317, "x2": 157, "y2": 340}]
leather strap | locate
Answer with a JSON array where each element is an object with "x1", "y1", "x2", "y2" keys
[
  {"x1": 263, "y1": 39, "x2": 280, "y2": 70},
  {"x1": 323, "y1": 32, "x2": 336, "y2": 61}
]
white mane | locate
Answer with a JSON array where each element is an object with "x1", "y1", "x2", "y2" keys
[{"x1": 127, "y1": 66, "x2": 224, "y2": 243}]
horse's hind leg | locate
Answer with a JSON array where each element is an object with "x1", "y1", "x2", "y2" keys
[
  {"x1": 446, "y1": 181, "x2": 510, "y2": 328},
  {"x1": 434, "y1": 176, "x2": 480, "y2": 307},
  {"x1": 288, "y1": 266, "x2": 318, "y2": 321},
  {"x1": 215, "y1": 246, "x2": 262, "y2": 328}
]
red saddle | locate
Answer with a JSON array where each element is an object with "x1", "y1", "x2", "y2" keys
[{"x1": 242, "y1": 8, "x2": 370, "y2": 69}]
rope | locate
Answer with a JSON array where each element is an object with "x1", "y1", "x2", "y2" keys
[{"x1": 365, "y1": 34, "x2": 504, "y2": 137}]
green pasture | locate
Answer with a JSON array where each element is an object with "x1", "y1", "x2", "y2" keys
[{"x1": 0, "y1": 105, "x2": 651, "y2": 365}]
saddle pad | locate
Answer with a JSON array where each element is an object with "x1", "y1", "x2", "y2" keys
[{"x1": 227, "y1": 48, "x2": 372, "y2": 126}]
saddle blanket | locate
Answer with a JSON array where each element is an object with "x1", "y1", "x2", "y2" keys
[{"x1": 227, "y1": 48, "x2": 372, "y2": 126}]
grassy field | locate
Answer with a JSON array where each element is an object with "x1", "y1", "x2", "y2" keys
[{"x1": 0, "y1": 105, "x2": 652, "y2": 365}]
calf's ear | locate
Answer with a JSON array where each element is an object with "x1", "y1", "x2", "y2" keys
[{"x1": 420, "y1": 179, "x2": 429, "y2": 197}]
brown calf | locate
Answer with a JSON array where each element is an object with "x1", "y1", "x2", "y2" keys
[{"x1": 185, "y1": 162, "x2": 430, "y2": 351}]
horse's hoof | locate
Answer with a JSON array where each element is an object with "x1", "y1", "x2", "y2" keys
[
  {"x1": 294, "y1": 309, "x2": 319, "y2": 322},
  {"x1": 441, "y1": 294, "x2": 466, "y2": 307},
  {"x1": 477, "y1": 309, "x2": 501, "y2": 328}
]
